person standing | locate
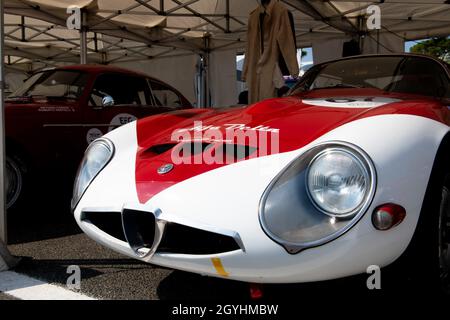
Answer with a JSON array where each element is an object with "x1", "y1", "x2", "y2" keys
[{"x1": 243, "y1": 0, "x2": 299, "y2": 104}]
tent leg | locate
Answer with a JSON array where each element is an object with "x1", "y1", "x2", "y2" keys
[
  {"x1": 80, "y1": 10, "x2": 88, "y2": 64},
  {"x1": 0, "y1": 240, "x2": 19, "y2": 271},
  {"x1": 196, "y1": 55, "x2": 204, "y2": 107},
  {"x1": 0, "y1": 0, "x2": 7, "y2": 246},
  {"x1": 0, "y1": 0, "x2": 19, "y2": 271},
  {"x1": 203, "y1": 53, "x2": 210, "y2": 107},
  {"x1": 80, "y1": 30, "x2": 88, "y2": 64},
  {"x1": 203, "y1": 35, "x2": 211, "y2": 107}
]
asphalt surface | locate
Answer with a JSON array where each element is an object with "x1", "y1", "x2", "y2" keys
[{"x1": 1, "y1": 190, "x2": 449, "y2": 300}]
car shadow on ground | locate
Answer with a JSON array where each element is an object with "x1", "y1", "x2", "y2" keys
[
  {"x1": 7, "y1": 206, "x2": 81, "y2": 245},
  {"x1": 7, "y1": 182, "x2": 81, "y2": 245},
  {"x1": 157, "y1": 269, "x2": 450, "y2": 300},
  {"x1": 157, "y1": 270, "x2": 372, "y2": 301}
]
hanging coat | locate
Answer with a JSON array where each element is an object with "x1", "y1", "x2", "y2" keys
[{"x1": 242, "y1": 0, "x2": 299, "y2": 104}]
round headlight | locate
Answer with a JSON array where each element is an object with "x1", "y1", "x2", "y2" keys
[
  {"x1": 306, "y1": 148, "x2": 371, "y2": 218},
  {"x1": 259, "y1": 142, "x2": 376, "y2": 253},
  {"x1": 71, "y1": 138, "x2": 114, "y2": 210}
]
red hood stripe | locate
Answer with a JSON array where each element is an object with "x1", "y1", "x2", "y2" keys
[{"x1": 135, "y1": 94, "x2": 449, "y2": 204}]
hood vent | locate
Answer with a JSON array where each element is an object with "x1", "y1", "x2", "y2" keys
[
  {"x1": 219, "y1": 144, "x2": 257, "y2": 161},
  {"x1": 146, "y1": 143, "x2": 178, "y2": 155},
  {"x1": 142, "y1": 142, "x2": 257, "y2": 162},
  {"x1": 178, "y1": 142, "x2": 213, "y2": 157}
]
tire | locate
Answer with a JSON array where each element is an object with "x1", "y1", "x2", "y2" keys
[
  {"x1": 439, "y1": 183, "x2": 450, "y2": 294},
  {"x1": 5, "y1": 155, "x2": 26, "y2": 210},
  {"x1": 384, "y1": 154, "x2": 449, "y2": 295}
]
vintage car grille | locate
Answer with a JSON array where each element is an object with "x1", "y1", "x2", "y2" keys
[
  {"x1": 82, "y1": 211, "x2": 126, "y2": 242},
  {"x1": 82, "y1": 211, "x2": 241, "y2": 255},
  {"x1": 156, "y1": 222, "x2": 241, "y2": 255},
  {"x1": 121, "y1": 209, "x2": 156, "y2": 253}
]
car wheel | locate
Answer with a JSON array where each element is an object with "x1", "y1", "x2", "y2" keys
[
  {"x1": 5, "y1": 156, "x2": 25, "y2": 210},
  {"x1": 409, "y1": 173, "x2": 450, "y2": 294},
  {"x1": 439, "y1": 183, "x2": 450, "y2": 293},
  {"x1": 386, "y1": 170, "x2": 449, "y2": 295}
]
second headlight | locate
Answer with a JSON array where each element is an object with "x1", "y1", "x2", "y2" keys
[
  {"x1": 71, "y1": 138, "x2": 115, "y2": 210},
  {"x1": 259, "y1": 142, "x2": 376, "y2": 254},
  {"x1": 306, "y1": 148, "x2": 371, "y2": 218}
]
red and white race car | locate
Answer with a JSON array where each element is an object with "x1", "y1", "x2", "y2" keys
[{"x1": 72, "y1": 54, "x2": 450, "y2": 292}]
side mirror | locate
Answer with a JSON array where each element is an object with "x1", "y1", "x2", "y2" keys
[{"x1": 102, "y1": 95, "x2": 115, "y2": 107}]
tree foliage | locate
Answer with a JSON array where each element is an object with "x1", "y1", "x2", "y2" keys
[{"x1": 410, "y1": 37, "x2": 450, "y2": 62}]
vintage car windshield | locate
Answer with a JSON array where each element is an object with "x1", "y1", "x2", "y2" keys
[
  {"x1": 10, "y1": 70, "x2": 89, "y2": 100},
  {"x1": 291, "y1": 56, "x2": 450, "y2": 98}
]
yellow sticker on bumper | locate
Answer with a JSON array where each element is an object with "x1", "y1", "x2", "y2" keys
[{"x1": 211, "y1": 258, "x2": 229, "y2": 277}]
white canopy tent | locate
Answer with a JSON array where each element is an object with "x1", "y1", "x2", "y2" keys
[
  {"x1": 2, "y1": 0, "x2": 450, "y2": 103},
  {"x1": 2, "y1": 1, "x2": 450, "y2": 61},
  {"x1": 1, "y1": 0, "x2": 450, "y2": 270}
]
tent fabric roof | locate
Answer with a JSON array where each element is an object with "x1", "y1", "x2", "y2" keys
[{"x1": 3, "y1": 0, "x2": 450, "y2": 72}]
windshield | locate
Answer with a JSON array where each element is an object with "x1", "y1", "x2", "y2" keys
[
  {"x1": 10, "y1": 70, "x2": 89, "y2": 99},
  {"x1": 291, "y1": 56, "x2": 450, "y2": 98}
]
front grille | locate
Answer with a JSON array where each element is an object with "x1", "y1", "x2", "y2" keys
[
  {"x1": 82, "y1": 211, "x2": 241, "y2": 256},
  {"x1": 122, "y1": 209, "x2": 156, "y2": 253},
  {"x1": 157, "y1": 222, "x2": 241, "y2": 255},
  {"x1": 82, "y1": 211, "x2": 126, "y2": 241}
]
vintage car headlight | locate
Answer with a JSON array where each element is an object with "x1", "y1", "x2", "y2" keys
[
  {"x1": 306, "y1": 148, "x2": 370, "y2": 218},
  {"x1": 71, "y1": 138, "x2": 115, "y2": 210},
  {"x1": 259, "y1": 142, "x2": 376, "y2": 254}
]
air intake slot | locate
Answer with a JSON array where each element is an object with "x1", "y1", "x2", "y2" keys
[
  {"x1": 157, "y1": 222, "x2": 241, "y2": 255},
  {"x1": 122, "y1": 209, "x2": 156, "y2": 256},
  {"x1": 82, "y1": 211, "x2": 126, "y2": 242}
]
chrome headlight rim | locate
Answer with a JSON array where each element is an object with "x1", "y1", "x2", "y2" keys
[
  {"x1": 71, "y1": 138, "x2": 115, "y2": 211},
  {"x1": 305, "y1": 146, "x2": 373, "y2": 218},
  {"x1": 258, "y1": 141, "x2": 377, "y2": 254}
]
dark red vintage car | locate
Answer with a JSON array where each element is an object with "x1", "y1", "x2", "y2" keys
[{"x1": 5, "y1": 64, "x2": 192, "y2": 209}]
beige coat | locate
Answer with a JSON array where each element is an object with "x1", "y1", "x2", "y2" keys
[{"x1": 242, "y1": 0, "x2": 299, "y2": 104}]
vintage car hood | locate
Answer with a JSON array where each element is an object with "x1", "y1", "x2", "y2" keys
[{"x1": 134, "y1": 91, "x2": 445, "y2": 203}]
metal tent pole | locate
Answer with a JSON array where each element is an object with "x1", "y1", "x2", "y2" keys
[
  {"x1": 0, "y1": 0, "x2": 19, "y2": 271},
  {"x1": 203, "y1": 34, "x2": 211, "y2": 107},
  {"x1": 0, "y1": 0, "x2": 7, "y2": 246},
  {"x1": 80, "y1": 10, "x2": 88, "y2": 64}
]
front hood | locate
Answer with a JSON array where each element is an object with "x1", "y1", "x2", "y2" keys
[{"x1": 134, "y1": 92, "x2": 441, "y2": 203}]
